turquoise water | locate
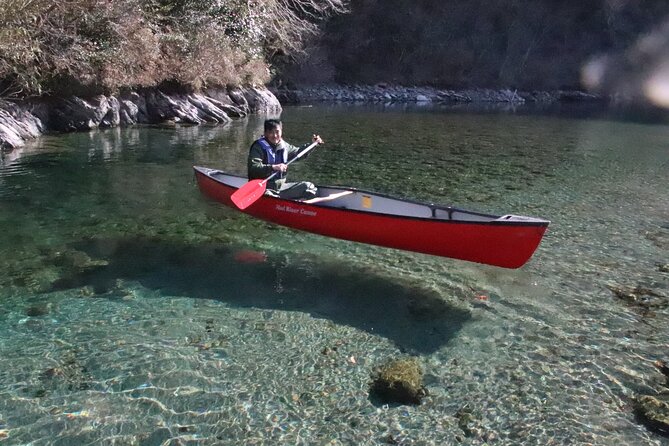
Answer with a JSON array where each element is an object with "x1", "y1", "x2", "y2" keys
[{"x1": 0, "y1": 104, "x2": 668, "y2": 445}]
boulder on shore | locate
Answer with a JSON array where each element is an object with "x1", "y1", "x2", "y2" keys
[
  {"x1": 0, "y1": 99, "x2": 46, "y2": 150},
  {"x1": 271, "y1": 84, "x2": 602, "y2": 105}
]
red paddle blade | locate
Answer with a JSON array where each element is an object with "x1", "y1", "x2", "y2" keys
[{"x1": 230, "y1": 179, "x2": 267, "y2": 210}]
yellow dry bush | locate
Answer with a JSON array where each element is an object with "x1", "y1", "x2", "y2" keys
[{"x1": 0, "y1": 0, "x2": 346, "y2": 98}]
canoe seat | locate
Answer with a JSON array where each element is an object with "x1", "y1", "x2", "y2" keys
[{"x1": 302, "y1": 190, "x2": 353, "y2": 204}]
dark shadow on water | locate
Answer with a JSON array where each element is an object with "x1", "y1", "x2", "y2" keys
[
  {"x1": 297, "y1": 101, "x2": 669, "y2": 125},
  {"x1": 49, "y1": 236, "x2": 470, "y2": 354}
]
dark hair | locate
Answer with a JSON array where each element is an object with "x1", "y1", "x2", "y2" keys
[{"x1": 264, "y1": 119, "x2": 282, "y2": 132}]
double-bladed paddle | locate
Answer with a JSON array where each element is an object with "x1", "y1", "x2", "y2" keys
[{"x1": 231, "y1": 141, "x2": 319, "y2": 210}]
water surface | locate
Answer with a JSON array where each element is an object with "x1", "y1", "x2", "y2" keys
[{"x1": 0, "y1": 104, "x2": 667, "y2": 445}]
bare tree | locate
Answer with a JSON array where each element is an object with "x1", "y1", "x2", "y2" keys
[{"x1": 257, "y1": 0, "x2": 349, "y2": 57}]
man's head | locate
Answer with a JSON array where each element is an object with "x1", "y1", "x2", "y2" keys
[{"x1": 264, "y1": 119, "x2": 283, "y2": 145}]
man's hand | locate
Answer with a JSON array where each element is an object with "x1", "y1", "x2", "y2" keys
[
  {"x1": 312, "y1": 134, "x2": 324, "y2": 144},
  {"x1": 272, "y1": 163, "x2": 288, "y2": 173}
]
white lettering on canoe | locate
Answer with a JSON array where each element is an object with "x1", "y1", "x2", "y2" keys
[{"x1": 275, "y1": 204, "x2": 317, "y2": 217}]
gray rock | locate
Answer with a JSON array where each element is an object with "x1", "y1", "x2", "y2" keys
[
  {"x1": 0, "y1": 86, "x2": 280, "y2": 149},
  {"x1": 100, "y1": 96, "x2": 120, "y2": 127},
  {"x1": 635, "y1": 394, "x2": 669, "y2": 435},
  {"x1": 272, "y1": 84, "x2": 600, "y2": 106},
  {"x1": 0, "y1": 117, "x2": 24, "y2": 150},
  {"x1": 223, "y1": 88, "x2": 250, "y2": 112},
  {"x1": 187, "y1": 93, "x2": 232, "y2": 123},
  {"x1": 144, "y1": 90, "x2": 203, "y2": 124},
  {"x1": 199, "y1": 93, "x2": 246, "y2": 118},
  {"x1": 119, "y1": 98, "x2": 139, "y2": 125},
  {"x1": 241, "y1": 87, "x2": 282, "y2": 114},
  {"x1": 49, "y1": 96, "x2": 112, "y2": 131},
  {"x1": 0, "y1": 100, "x2": 45, "y2": 149}
]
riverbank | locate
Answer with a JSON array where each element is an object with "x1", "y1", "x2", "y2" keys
[
  {"x1": 271, "y1": 84, "x2": 602, "y2": 105},
  {"x1": 0, "y1": 87, "x2": 282, "y2": 150},
  {"x1": 0, "y1": 83, "x2": 604, "y2": 151}
]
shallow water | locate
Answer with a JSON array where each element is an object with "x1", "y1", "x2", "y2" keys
[{"x1": 0, "y1": 104, "x2": 668, "y2": 445}]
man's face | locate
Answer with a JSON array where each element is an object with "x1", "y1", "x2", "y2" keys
[{"x1": 264, "y1": 125, "x2": 282, "y2": 145}]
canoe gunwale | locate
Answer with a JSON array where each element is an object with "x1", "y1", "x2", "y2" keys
[
  {"x1": 194, "y1": 166, "x2": 550, "y2": 228},
  {"x1": 193, "y1": 165, "x2": 549, "y2": 268}
]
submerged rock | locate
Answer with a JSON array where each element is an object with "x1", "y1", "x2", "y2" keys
[
  {"x1": 606, "y1": 284, "x2": 668, "y2": 309},
  {"x1": 35, "y1": 349, "x2": 92, "y2": 397},
  {"x1": 370, "y1": 357, "x2": 426, "y2": 405},
  {"x1": 635, "y1": 395, "x2": 669, "y2": 436},
  {"x1": 656, "y1": 360, "x2": 669, "y2": 386},
  {"x1": 634, "y1": 360, "x2": 669, "y2": 436},
  {"x1": 644, "y1": 229, "x2": 669, "y2": 250},
  {"x1": 455, "y1": 405, "x2": 485, "y2": 438},
  {"x1": 25, "y1": 303, "x2": 52, "y2": 317},
  {"x1": 52, "y1": 248, "x2": 108, "y2": 270}
]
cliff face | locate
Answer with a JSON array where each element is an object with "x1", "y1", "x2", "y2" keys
[{"x1": 279, "y1": 0, "x2": 669, "y2": 92}]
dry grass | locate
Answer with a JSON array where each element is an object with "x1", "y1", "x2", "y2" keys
[{"x1": 0, "y1": 0, "x2": 345, "y2": 98}]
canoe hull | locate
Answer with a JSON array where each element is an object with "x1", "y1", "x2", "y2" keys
[{"x1": 194, "y1": 167, "x2": 548, "y2": 268}]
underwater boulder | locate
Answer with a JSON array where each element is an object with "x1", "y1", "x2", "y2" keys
[
  {"x1": 370, "y1": 357, "x2": 426, "y2": 405},
  {"x1": 635, "y1": 394, "x2": 669, "y2": 436},
  {"x1": 656, "y1": 360, "x2": 669, "y2": 384},
  {"x1": 606, "y1": 284, "x2": 668, "y2": 309}
]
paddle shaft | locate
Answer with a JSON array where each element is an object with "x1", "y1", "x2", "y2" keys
[
  {"x1": 230, "y1": 141, "x2": 319, "y2": 209},
  {"x1": 259, "y1": 141, "x2": 319, "y2": 186}
]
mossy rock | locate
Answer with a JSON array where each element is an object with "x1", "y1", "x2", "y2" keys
[
  {"x1": 635, "y1": 395, "x2": 669, "y2": 436},
  {"x1": 606, "y1": 284, "x2": 667, "y2": 309},
  {"x1": 25, "y1": 303, "x2": 52, "y2": 317},
  {"x1": 370, "y1": 357, "x2": 426, "y2": 405},
  {"x1": 655, "y1": 360, "x2": 669, "y2": 385}
]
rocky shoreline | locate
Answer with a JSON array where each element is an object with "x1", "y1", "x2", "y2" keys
[
  {"x1": 272, "y1": 84, "x2": 602, "y2": 105},
  {"x1": 0, "y1": 87, "x2": 281, "y2": 150},
  {"x1": 0, "y1": 83, "x2": 603, "y2": 150}
]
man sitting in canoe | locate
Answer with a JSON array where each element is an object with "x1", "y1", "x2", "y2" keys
[{"x1": 247, "y1": 119, "x2": 323, "y2": 199}]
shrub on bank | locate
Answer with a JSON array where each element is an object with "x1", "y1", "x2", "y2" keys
[{"x1": 0, "y1": 0, "x2": 346, "y2": 99}]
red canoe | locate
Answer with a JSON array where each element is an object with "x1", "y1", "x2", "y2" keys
[{"x1": 194, "y1": 166, "x2": 549, "y2": 268}]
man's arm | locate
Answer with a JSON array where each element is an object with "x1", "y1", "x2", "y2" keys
[
  {"x1": 283, "y1": 141, "x2": 304, "y2": 162},
  {"x1": 285, "y1": 139, "x2": 321, "y2": 162}
]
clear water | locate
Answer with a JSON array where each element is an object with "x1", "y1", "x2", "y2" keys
[{"x1": 0, "y1": 104, "x2": 667, "y2": 445}]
